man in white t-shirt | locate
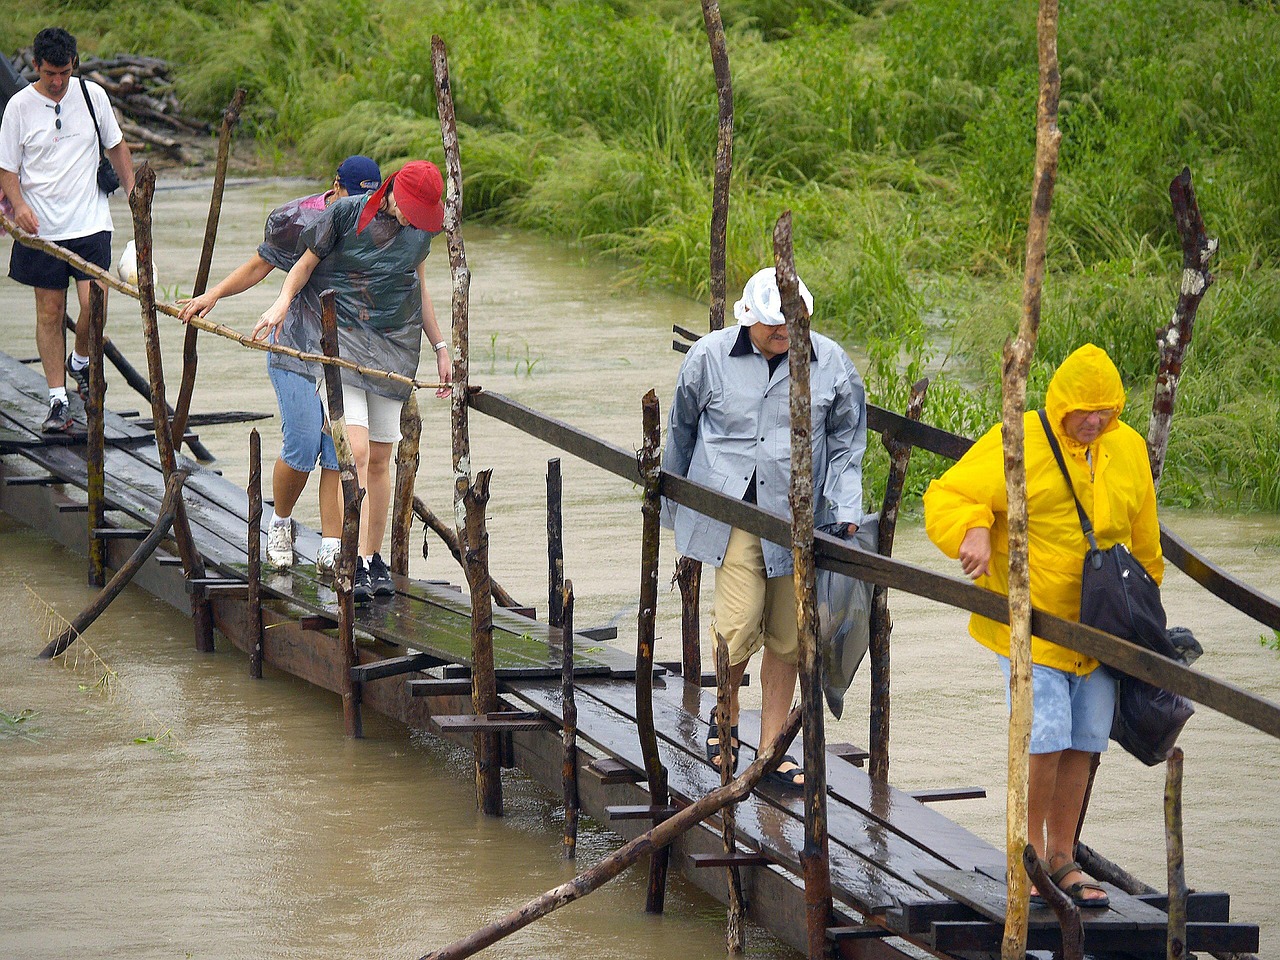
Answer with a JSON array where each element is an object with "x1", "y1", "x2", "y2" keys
[{"x1": 0, "y1": 27, "x2": 135, "y2": 432}]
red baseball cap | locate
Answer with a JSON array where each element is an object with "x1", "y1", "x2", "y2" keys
[{"x1": 357, "y1": 160, "x2": 445, "y2": 234}]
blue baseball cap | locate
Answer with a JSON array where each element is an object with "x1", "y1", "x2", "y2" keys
[{"x1": 335, "y1": 155, "x2": 382, "y2": 195}]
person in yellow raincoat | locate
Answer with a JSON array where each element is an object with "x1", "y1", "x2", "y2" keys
[{"x1": 923, "y1": 343, "x2": 1162, "y2": 909}]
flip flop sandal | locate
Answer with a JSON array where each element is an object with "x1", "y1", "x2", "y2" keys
[
  {"x1": 1049, "y1": 860, "x2": 1110, "y2": 909},
  {"x1": 761, "y1": 754, "x2": 805, "y2": 790},
  {"x1": 705, "y1": 723, "x2": 740, "y2": 772}
]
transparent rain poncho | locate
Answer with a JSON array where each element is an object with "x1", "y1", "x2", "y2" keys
[
  {"x1": 818, "y1": 513, "x2": 879, "y2": 720},
  {"x1": 257, "y1": 191, "x2": 327, "y2": 378}
]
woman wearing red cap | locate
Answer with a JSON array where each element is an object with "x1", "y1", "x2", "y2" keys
[{"x1": 254, "y1": 160, "x2": 452, "y2": 601}]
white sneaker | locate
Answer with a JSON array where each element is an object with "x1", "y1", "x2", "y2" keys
[
  {"x1": 267, "y1": 519, "x2": 295, "y2": 569},
  {"x1": 315, "y1": 541, "x2": 339, "y2": 575}
]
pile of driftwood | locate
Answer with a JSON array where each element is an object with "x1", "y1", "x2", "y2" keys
[{"x1": 10, "y1": 49, "x2": 209, "y2": 164}]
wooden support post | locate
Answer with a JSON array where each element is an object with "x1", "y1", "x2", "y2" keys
[
  {"x1": 674, "y1": 557, "x2": 702, "y2": 684},
  {"x1": 1024, "y1": 844, "x2": 1083, "y2": 960},
  {"x1": 636, "y1": 389, "x2": 671, "y2": 913},
  {"x1": 38, "y1": 469, "x2": 190, "y2": 658},
  {"x1": 85, "y1": 284, "x2": 107, "y2": 588},
  {"x1": 247, "y1": 428, "x2": 265, "y2": 679},
  {"x1": 1166, "y1": 746, "x2": 1187, "y2": 960},
  {"x1": 171, "y1": 88, "x2": 247, "y2": 454},
  {"x1": 699, "y1": 0, "x2": 732, "y2": 332},
  {"x1": 128, "y1": 164, "x2": 215, "y2": 654},
  {"x1": 1000, "y1": 3, "x2": 1062, "y2": 956},
  {"x1": 774, "y1": 211, "x2": 832, "y2": 960},
  {"x1": 547, "y1": 458, "x2": 564, "y2": 627},
  {"x1": 416, "y1": 707, "x2": 802, "y2": 960},
  {"x1": 319, "y1": 290, "x2": 364, "y2": 739},
  {"x1": 411, "y1": 496, "x2": 523, "y2": 609},
  {"x1": 868, "y1": 376, "x2": 929, "y2": 782},
  {"x1": 391, "y1": 392, "x2": 422, "y2": 576},
  {"x1": 716, "y1": 635, "x2": 745, "y2": 954},
  {"x1": 561, "y1": 580, "x2": 579, "y2": 859},
  {"x1": 462, "y1": 469, "x2": 502, "y2": 816}
]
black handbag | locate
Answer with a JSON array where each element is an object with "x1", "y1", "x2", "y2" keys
[
  {"x1": 79, "y1": 77, "x2": 121, "y2": 196},
  {"x1": 1039, "y1": 410, "x2": 1194, "y2": 765}
]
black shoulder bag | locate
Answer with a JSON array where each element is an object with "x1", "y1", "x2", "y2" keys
[
  {"x1": 1038, "y1": 410, "x2": 1193, "y2": 766},
  {"x1": 79, "y1": 77, "x2": 121, "y2": 196}
]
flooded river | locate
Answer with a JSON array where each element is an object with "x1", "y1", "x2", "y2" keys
[{"x1": 2, "y1": 179, "x2": 1278, "y2": 957}]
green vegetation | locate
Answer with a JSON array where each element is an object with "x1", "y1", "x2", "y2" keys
[{"x1": 10, "y1": 0, "x2": 1280, "y2": 507}]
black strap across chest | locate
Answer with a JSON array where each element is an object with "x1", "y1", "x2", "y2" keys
[{"x1": 1037, "y1": 409, "x2": 1100, "y2": 554}]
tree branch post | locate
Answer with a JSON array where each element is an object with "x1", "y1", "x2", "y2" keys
[
  {"x1": 411, "y1": 496, "x2": 522, "y2": 609},
  {"x1": 85, "y1": 284, "x2": 107, "y2": 588},
  {"x1": 462, "y1": 469, "x2": 502, "y2": 816},
  {"x1": 1024, "y1": 844, "x2": 1083, "y2": 960},
  {"x1": 700, "y1": 0, "x2": 733, "y2": 332},
  {"x1": 674, "y1": 556, "x2": 703, "y2": 686},
  {"x1": 391, "y1": 392, "x2": 422, "y2": 576},
  {"x1": 1165, "y1": 747, "x2": 1187, "y2": 960},
  {"x1": 547, "y1": 458, "x2": 564, "y2": 627},
  {"x1": 561, "y1": 580, "x2": 579, "y2": 859},
  {"x1": 774, "y1": 210, "x2": 832, "y2": 959},
  {"x1": 716, "y1": 635, "x2": 746, "y2": 953},
  {"x1": 247, "y1": 428, "x2": 265, "y2": 679}
]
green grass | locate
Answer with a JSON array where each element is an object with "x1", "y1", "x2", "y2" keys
[{"x1": 9, "y1": 0, "x2": 1280, "y2": 508}]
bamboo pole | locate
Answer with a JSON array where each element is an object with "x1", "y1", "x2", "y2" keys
[
  {"x1": 637, "y1": 388, "x2": 672, "y2": 913},
  {"x1": 85, "y1": 284, "x2": 107, "y2": 588},
  {"x1": 128, "y1": 164, "x2": 215, "y2": 654},
  {"x1": 1000, "y1": 4, "x2": 1062, "y2": 955},
  {"x1": 391, "y1": 393, "x2": 423, "y2": 577},
  {"x1": 0, "y1": 213, "x2": 446, "y2": 392},
  {"x1": 868, "y1": 376, "x2": 929, "y2": 782},
  {"x1": 319, "y1": 290, "x2": 364, "y2": 739},
  {"x1": 411, "y1": 496, "x2": 522, "y2": 609},
  {"x1": 547, "y1": 458, "x2": 564, "y2": 627},
  {"x1": 716, "y1": 635, "x2": 745, "y2": 954},
  {"x1": 171, "y1": 88, "x2": 247, "y2": 450},
  {"x1": 38, "y1": 469, "x2": 190, "y2": 658},
  {"x1": 462, "y1": 469, "x2": 502, "y2": 816},
  {"x1": 561, "y1": 580, "x2": 579, "y2": 859},
  {"x1": 247, "y1": 428, "x2": 265, "y2": 679},
  {"x1": 416, "y1": 706, "x2": 802, "y2": 960},
  {"x1": 1165, "y1": 747, "x2": 1187, "y2": 960},
  {"x1": 674, "y1": 556, "x2": 702, "y2": 685},
  {"x1": 1023, "y1": 844, "x2": 1083, "y2": 960},
  {"x1": 699, "y1": 0, "x2": 732, "y2": 332}
]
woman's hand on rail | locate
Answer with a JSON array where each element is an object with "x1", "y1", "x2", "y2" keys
[
  {"x1": 434, "y1": 345, "x2": 452, "y2": 399},
  {"x1": 958, "y1": 526, "x2": 992, "y2": 580},
  {"x1": 253, "y1": 299, "x2": 288, "y2": 341}
]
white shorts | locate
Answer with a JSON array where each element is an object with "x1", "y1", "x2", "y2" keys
[{"x1": 320, "y1": 383, "x2": 403, "y2": 444}]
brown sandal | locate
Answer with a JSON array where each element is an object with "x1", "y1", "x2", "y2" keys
[{"x1": 1049, "y1": 860, "x2": 1110, "y2": 909}]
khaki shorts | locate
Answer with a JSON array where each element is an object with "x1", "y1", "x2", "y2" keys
[{"x1": 712, "y1": 528, "x2": 798, "y2": 667}]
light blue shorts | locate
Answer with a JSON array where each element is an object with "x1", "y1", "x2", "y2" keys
[
  {"x1": 268, "y1": 363, "x2": 339, "y2": 473},
  {"x1": 997, "y1": 656, "x2": 1116, "y2": 754}
]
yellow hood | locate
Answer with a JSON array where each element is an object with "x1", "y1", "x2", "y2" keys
[{"x1": 1044, "y1": 343, "x2": 1126, "y2": 450}]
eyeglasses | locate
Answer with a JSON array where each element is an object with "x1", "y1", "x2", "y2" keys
[{"x1": 50, "y1": 103, "x2": 61, "y2": 130}]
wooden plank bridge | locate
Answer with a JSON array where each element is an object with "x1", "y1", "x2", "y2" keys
[{"x1": 0, "y1": 346, "x2": 1265, "y2": 959}]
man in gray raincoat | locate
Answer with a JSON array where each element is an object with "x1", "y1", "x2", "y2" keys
[{"x1": 662, "y1": 267, "x2": 866, "y2": 789}]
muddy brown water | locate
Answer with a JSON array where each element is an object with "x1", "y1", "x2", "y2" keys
[{"x1": 1, "y1": 179, "x2": 1277, "y2": 957}]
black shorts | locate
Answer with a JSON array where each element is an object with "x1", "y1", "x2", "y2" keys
[{"x1": 9, "y1": 230, "x2": 112, "y2": 290}]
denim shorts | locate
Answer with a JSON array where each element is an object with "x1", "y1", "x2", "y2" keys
[
  {"x1": 268, "y1": 363, "x2": 338, "y2": 472},
  {"x1": 997, "y1": 655, "x2": 1116, "y2": 754}
]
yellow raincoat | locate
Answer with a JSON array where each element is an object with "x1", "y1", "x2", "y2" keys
[{"x1": 923, "y1": 344, "x2": 1163, "y2": 674}]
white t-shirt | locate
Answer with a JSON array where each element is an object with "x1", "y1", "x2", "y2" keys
[{"x1": 0, "y1": 78, "x2": 122, "y2": 241}]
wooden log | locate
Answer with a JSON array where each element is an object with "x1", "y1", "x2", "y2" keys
[
  {"x1": 415, "y1": 707, "x2": 802, "y2": 960},
  {"x1": 774, "y1": 211, "x2": 832, "y2": 960},
  {"x1": 38, "y1": 469, "x2": 190, "y2": 659},
  {"x1": 716, "y1": 635, "x2": 745, "y2": 954},
  {"x1": 85, "y1": 284, "x2": 107, "y2": 588},
  {"x1": 699, "y1": 0, "x2": 732, "y2": 332},
  {"x1": 674, "y1": 556, "x2": 702, "y2": 685},
  {"x1": 391, "y1": 393, "x2": 422, "y2": 576},
  {"x1": 319, "y1": 290, "x2": 364, "y2": 739},
  {"x1": 410, "y1": 495, "x2": 522, "y2": 609},
  {"x1": 128, "y1": 164, "x2": 215, "y2": 654},
  {"x1": 171, "y1": 88, "x2": 247, "y2": 452},
  {"x1": 1166, "y1": 746, "x2": 1187, "y2": 960},
  {"x1": 636, "y1": 389, "x2": 671, "y2": 913},
  {"x1": 461, "y1": 469, "x2": 502, "y2": 815},
  {"x1": 1024, "y1": 844, "x2": 1083, "y2": 960},
  {"x1": 561, "y1": 580, "x2": 579, "y2": 859},
  {"x1": 1149, "y1": 168, "x2": 1218, "y2": 490},
  {"x1": 247, "y1": 428, "x2": 265, "y2": 679},
  {"x1": 869, "y1": 376, "x2": 929, "y2": 782},
  {"x1": 546, "y1": 458, "x2": 564, "y2": 627}
]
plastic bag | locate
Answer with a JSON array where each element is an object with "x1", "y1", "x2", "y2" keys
[{"x1": 818, "y1": 514, "x2": 878, "y2": 720}]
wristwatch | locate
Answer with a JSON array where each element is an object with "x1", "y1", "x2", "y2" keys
[{"x1": 432, "y1": 341, "x2": 449, "y2": 352}]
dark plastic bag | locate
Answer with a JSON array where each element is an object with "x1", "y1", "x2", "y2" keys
[
  {"x1": 1112, "y1": 676, "x2": 1195, "y2": 766},
  {"x1": 818, "y1": 514, "x2": 878, "y2": 720}
]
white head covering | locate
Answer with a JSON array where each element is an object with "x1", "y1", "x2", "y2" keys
[{"x1": 733, "y1": 267, "x2": 814, "y2": 326}]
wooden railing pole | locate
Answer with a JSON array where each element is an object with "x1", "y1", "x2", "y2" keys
[
  {"x1": 561, "y1": 580, "x2": 579, "y2": 859},
  {"x1": 547, "y1": 458, "x2": 564, "y2": 628},
  {"x1": 391, "y1": 393, "x2": 422, "y2": 577},
  {"x1": 462, "y1": 469, "x2": 502, "y2": 816},
  {"x1": 247, "y1": 428, "x2": 265, "y2": 679},
  {"x1": 1165, "y1": 747, "x2": 1188, "y2": 960},
  {"x1": 411, "y1": 496, "x2": 522, "y2": 610},
  {"x1": 85, "y1": 284, "x2": 107, "y2": 588},
  {"x1": 675, "y1": 557, "x2": 702, "y2": 684},
  {"x1": 128, "y1": 163, "x2": 215, "y2": 654},
  {"x1": 319, "y1": 290, "x2": 364, "y2": 739},
  {"x1": 716, "y1": 635, "x2": 745, "y2": 954},
  {"x1": 868, "y1": 376, "x2": 929, "y2": 782},
  {"x1": 170, "y1": 88, "x2": 247, "y2": 453},
  {"x1": 774, "y1": 210, "x2": 832, "y2": 959},
  {"x1": 637, "y1": 389, "x2": 671, "y2": 913},
  {"x1": 699, "y1": 0, "x2": 732, "y2": 333},
  {"x1": 1024, "y1": 844, "x2": 1083, "y2": 960}
]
